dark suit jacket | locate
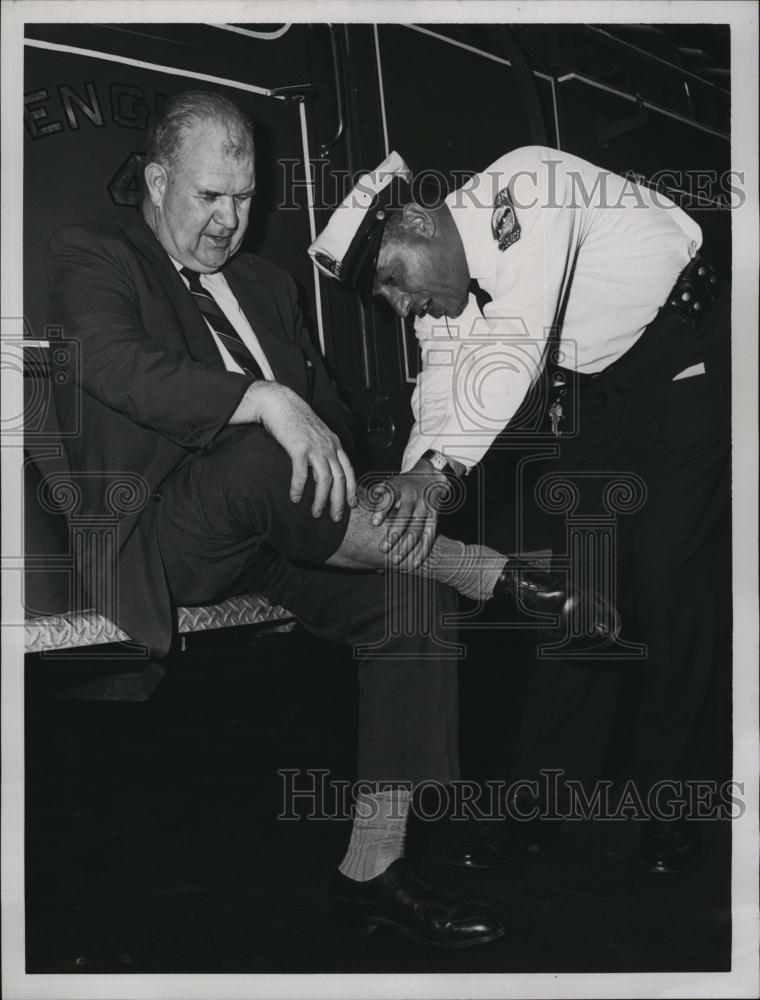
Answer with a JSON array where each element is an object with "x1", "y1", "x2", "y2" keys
[{"x1": 46, "y1": 213, "x2": 354, "y2": 657}]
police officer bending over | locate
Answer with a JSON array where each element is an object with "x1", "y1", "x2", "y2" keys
[{"x1": 311, "y1": 146, "x2": 729, "y2": 875}]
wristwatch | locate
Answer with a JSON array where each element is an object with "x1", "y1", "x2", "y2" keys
[{"x1": 421, "y1": 449, "x2": 460, "y2": 481}]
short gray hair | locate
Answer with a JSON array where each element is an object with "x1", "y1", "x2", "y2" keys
[
  {"x1": 380, "y1": 210, "x2": 410, "y2": 249},
  {"x1": 146, "y1": 90, "x2": 254, "y2": 169}
]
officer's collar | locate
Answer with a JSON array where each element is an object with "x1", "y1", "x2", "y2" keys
[{"x1": 445, "y1": 176, "x2": 495, "y2": 289}]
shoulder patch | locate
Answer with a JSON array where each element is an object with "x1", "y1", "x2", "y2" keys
[
  {"x1": 491, "y1": 186, "x2": 521, "y2": 251},
  {"x1": 313, "y1": 250, "x2": 342, "y2": 278}
]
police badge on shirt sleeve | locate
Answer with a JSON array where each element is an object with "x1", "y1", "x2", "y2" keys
[{"x1": 491, "y1": 186, "x2": 521, "y2": 251}]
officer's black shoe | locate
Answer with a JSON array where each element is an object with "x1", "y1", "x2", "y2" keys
[
  {"x1": 491, "y1": 560, "x2": 618, "y2": 638},
  {"x1": 327, "y1": 859, "x2": 507, "y2": 949},
  {"x1": 638, "y1": 820, "x2": 700, "y2": 875},
  {"x1": 491, "y1": 560, "x2": 576, "y2": 619},
  {"x1": 452, "y1": 814, "x2": 555, "y2": 869}
]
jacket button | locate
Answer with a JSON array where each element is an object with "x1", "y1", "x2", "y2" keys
[{"x1": 152, "y1": 489, "x2": 163, "y2": 502}]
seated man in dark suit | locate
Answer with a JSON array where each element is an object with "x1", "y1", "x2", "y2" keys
[{"x1": 47, "y1": 89, "x2": 552, "y2": 948}]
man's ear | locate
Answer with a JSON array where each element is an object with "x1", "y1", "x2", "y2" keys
[
  {"x1": 401, "y1": 202, "x2": 436, "y2": 239},
  {"x1": 144, "y1": 162, "x2": 168, "y2": 207}
]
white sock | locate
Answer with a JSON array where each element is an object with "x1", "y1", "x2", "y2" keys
[{"x1": 339, "y1": 788, "x2": 412, "y2": 882}]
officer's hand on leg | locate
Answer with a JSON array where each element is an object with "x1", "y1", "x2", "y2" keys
[{"x1": 370, "y1": 466, "x2": 449, "y2": 570}]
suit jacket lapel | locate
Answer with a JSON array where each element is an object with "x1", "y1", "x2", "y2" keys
[
  {"x1": 124, "y1": 215, "x2": 224, "y2": 368},
  {"x1": 224, "y1": 259, "x2": 305, "y2": 393},
  {"x1": 124, "y1": 218, "x2": 304, "y2": 389}
]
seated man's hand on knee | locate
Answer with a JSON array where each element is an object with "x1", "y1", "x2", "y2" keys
[{"x1": 229, "y1": 381, "x2": 357, "y2": 521}]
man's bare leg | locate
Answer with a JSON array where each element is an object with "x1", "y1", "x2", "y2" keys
[
  {"x1": 326, "y1": 491, "x2": 609, "y2": 636},
  {"x1": 326, "y1": 495, "x2": 505, "y2": 602}
]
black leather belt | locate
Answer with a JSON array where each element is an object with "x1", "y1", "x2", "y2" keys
[{"x1": 543, "y1": 255, "x2": 722, "y2": 436}]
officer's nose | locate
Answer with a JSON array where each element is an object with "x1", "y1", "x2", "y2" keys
[
  {"x1": 215, "y1": 197, "x2": 239, "y2": 231},
  {"x1": 384, "y1": 288, "x2": 412, "y2": 319}
]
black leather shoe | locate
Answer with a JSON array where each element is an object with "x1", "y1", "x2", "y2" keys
[
  {"x1": 493, "y1": 559, "x2": 573, "y2": 617},
  {"x1": 452, "y1": 816, "x2": 552, "y2": 869},
  {"x1": 491, "y1": 560, "x2": 617, "y2": 637},
  {"x1": 639, "y1": 820, "x2": 700, "y2": 874},
  {"x1": 327, "y1": 859, "x2": 507, "y2": 949}
]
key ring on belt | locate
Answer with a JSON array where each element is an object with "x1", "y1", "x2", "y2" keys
[{"x1": 547, "y1": 368, "x2": 569, "y2": 437}]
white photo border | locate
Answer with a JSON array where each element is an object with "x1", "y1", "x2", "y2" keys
[{"x1": 2, "y1": 2, "x2": 758, "y2": 998}]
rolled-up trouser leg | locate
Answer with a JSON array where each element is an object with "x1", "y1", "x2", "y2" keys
[{"x1": 156, "y1": 424, "x2": 351, "y2": 605}]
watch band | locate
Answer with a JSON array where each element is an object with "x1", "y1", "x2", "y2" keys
[{"x1": 421, "y1": 449, "x2": 459, "y2": 479}]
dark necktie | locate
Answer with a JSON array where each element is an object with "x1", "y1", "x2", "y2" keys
[
  {"x1": 469, "y1": 277, "x2": 493, "y2": 315},
  {"x1": 180, "y1": 267, "x2": 264, "y2": 379}
]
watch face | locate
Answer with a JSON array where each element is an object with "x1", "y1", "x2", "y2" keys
[{"x1": 425, "y1": 450, "x2": 448, "y2": 472}]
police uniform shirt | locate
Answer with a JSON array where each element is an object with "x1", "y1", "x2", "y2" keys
[
  {"x1": 401, "y1": 146, "x2": 702, "y2": 472},
  {"x1": 172, "y1": 258, "x2": 275, "y2": 380}
]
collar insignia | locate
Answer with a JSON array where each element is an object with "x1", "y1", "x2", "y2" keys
[{"x1": 491, "y1": 186, "x2": 521, "y2": 251}]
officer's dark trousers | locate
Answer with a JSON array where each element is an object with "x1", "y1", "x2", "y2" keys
[
  {"x1": 155, "y1": 424, "x2": 461, "y2": 787},
  {"x1": 510, "y1": 285, "x2": 731, "y2": 808}
]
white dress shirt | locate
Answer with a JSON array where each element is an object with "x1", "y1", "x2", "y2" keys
[
  {"x1": 172, "y1": 258, "x2": 275, "y2": 381},
  {"x1": 401, "y1": 146, "x2": 702, "y2": 472}
]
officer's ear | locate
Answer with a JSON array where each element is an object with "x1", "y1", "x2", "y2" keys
[
  {"x1": 144, "y1": 161, "x2": 169, "y2": 208},
  {"x1": 401, "y1": 202, "x2": 436, "y2": 239}
]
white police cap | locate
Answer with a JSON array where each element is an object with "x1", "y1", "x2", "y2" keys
[{"x1": 308, "y1": 150, "x2": 412, "y2": 298}]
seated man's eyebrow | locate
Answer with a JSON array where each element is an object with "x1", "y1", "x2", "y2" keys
[{"x1": 197, "y1": 188, "x2": 255, "y2": 197}]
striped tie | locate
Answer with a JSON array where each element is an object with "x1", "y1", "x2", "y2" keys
[{"x1": 181, "y1": 267, "x2": 264, "y2": 379}]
